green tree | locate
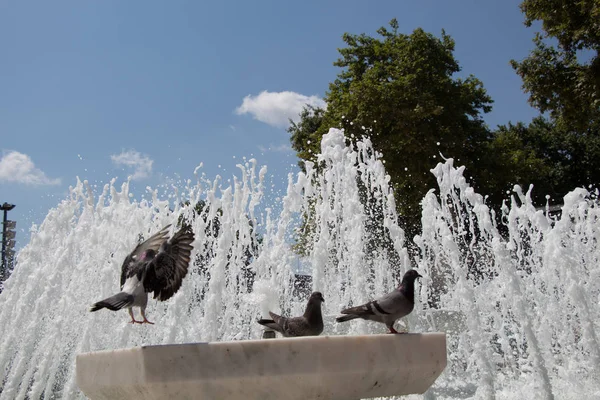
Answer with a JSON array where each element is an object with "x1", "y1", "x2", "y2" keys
[
  {"x1": 485, "y1": 118, "x2": 563, "y2": 205},
  {"x1": 511, "y1": 0, "x2": 600, "y2": 131},
  {"x1": 289, "y1": 105, "x2": 326, "y2": 170},
  {"x1": 289, "y1": 20, "x2": 494, "y2": 236},
  {"x1": 488, "y1": 117, "x2": 600, "y2": 205},
  {"x1": 505, "y1": 0, "x2": 600, "y2": 203}
]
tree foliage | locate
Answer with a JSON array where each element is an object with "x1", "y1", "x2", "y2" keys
[
  {"x1": 288, "y1": 105, "x2": 326, "y2": 170},
  {"x1": 511, "y1": 0, "x2": 600, "y2": 131},
  {"x1": 290, "y1": 11, "x2": 600, "y2": 241},
  {"x1": 289, "y1": 20, "x2": 495, "y2": 235},
  {"x1": 490, "y1": 116, "x2": 600, "y2": 202},
  {"x1": 502, "y1": 0, "x2": 600, "y2": 205}
]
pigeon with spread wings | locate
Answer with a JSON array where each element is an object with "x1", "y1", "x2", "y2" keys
[{"x1": 90, "y1": 224, "x2": 195, "y2": 324}]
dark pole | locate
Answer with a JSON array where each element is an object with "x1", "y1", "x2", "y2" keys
[{"x1": 1, "y1": 202, "x2": 16, "y2": 281}]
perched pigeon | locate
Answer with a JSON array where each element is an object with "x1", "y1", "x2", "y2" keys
[
  {"x1": 90, "y1": 224, "x2": 195, "y2": 324},
  {"x1": 336, "y1": 269, "x2": 422, "y2": 333},
  {"x1": 257, "y1": 292, "x2": 325, "y2": 337}
]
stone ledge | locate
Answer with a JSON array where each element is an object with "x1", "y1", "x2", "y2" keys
[{"x1": 76, "y1": 333, "x2": 446, "y2": 400}]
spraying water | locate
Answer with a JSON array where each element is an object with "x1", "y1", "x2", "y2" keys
[{"x1": 0, "y1": 128, "x2": 598, "y2": 399}]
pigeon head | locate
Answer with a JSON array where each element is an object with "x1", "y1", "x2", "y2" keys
[
  {"x1": 304, "y1": 292, "x2": 325, "y2": 324},
  {"x1": 398, "y1": 269, "x2": 422, "y2": 303},
  {"x1": 401, "y1": 269, "x2": 422, "y2": 285},
  {"x1": 310, "y1": 292, "x2": 325, "y2": 303}
]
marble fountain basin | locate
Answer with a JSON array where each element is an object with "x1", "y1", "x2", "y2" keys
[{"x1": 76, "y1": 333, "x2": 446, "y2": 400}]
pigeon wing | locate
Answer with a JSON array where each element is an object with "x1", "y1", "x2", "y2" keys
[
  {"x1": 341, "y1": 290, "x2": 402, "y2": 317},
  {"x1": 376, "y1": 289, "x2": 413, "y2": 319},
  {"x1": 340, "y1": 301, "x2": 377, "y2": 317},
  {"x1": 143, "y1": 227, "x2": 195, "y2": 301},
  {"x1": 268, "y1": 312, "x2": 307, "y2": 337},
  {"x1": 120, "y1": 225, "x2": 171, "y2": 288}
]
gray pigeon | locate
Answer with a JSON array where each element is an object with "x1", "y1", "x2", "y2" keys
[
  {"x1": 336, "y1": 269, "x2": 422, "y2": 333},
  {"x1": 257, "y1": 292, "x2": 325, "y2": 337},
  {"x1": 90, "y1": 224, "x2": 195, "y2": 324}
]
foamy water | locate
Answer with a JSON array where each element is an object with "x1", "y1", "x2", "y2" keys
[{"x1": 0, "y1": 128, "x2": 598, "y2": 399}]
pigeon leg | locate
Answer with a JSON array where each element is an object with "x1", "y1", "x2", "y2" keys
[
  {"x1": 387, "y1": 324, "x2": 405, "y2": 334},
  {"x1": 128, "y1": 308, "x2": 142, "y2": 324},
  {"x1": 140, "y1": 309, "x2": 154, "y2": 325}
]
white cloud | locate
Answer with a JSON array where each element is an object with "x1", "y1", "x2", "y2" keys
[
  {"x1": 235, "y1": 90, "x2": 326, "y2": 128},
  {"x1": 110, "y1": 150, "x2": 153, "y2": 180},
  {"x1": 0, "y1": 151, "x2": 61, "y2": 186}
]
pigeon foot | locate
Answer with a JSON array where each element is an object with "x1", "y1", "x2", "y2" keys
[
  {"x1": 140, "y1": 309, "x2": 154, "y2": 324},
  {"x1": 128, "y1": 309, "x2": 142, "y2": 324},
  {"x1": 387, "y1": 326, "x2": 408, "y2": 334}
]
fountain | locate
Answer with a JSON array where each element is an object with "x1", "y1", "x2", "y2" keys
[{"x1": 0, "y1": 128, "x2": 599, "y2": 399}]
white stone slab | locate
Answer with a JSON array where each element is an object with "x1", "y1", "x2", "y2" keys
[{"x1": 76, "y1": 333, "x2": 446, "y2": 400}]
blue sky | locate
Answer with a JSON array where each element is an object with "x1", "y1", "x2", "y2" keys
[{"x1": 0, "y1": 0, "x2": 540, "y2": 246}]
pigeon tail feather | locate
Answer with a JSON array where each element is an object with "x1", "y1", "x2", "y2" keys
[
  {"x1": 90, "y1": 292, "x2": 134, "y2": 312},
  {"x1": 336, "y1": 314, "x2": 360, "y2": 323},
  {"x1": 257, "y1": 318, "x2": 281, "y2": 332}
]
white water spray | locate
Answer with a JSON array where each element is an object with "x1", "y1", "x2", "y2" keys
[{"x1": 0, "y1": 128, "x2": 598, "y2": 399}]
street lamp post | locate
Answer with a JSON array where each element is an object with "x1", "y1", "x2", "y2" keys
[{"x1": 1, "y1": 202, "x2": 16, "y2": 282}]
